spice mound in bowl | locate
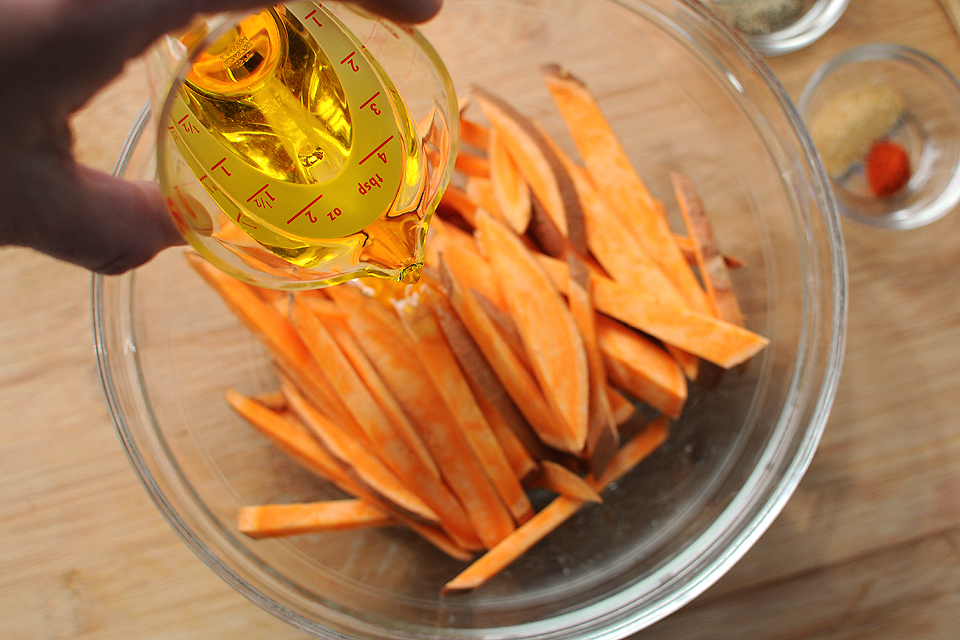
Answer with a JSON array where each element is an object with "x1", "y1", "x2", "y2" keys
[
  {"x1": 799, "y1": 43, "x2": 960, "y2": 229},
  {"x1": 711, "y1": 0, "x2": 850, "y2": 56}
]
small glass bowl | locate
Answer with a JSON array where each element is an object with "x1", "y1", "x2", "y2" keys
[
  {"x1": 798, "y1": 43, "x2": 960, "y2": 229},
  {"x1": 711, "y1": 0, "x2": 849, "y2": 56}
]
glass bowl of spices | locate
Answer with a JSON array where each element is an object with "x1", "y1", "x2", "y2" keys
[
  {"x1": 710, "y1": 0, "x2": 849, "y2": 56},
  {"x1": 799, "y1": 43, "x2": 960, "y2": 229}
]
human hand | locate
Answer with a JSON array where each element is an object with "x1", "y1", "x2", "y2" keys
[{"x1": 0, "y1": 0, "x2": 442, "y2": 275}]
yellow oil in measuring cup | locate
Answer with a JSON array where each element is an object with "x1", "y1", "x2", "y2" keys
[{"x1": 157, "y1": 2, "x2": 456, "y2": 289}]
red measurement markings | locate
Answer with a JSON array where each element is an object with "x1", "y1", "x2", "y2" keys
[
  {"x1": 341, "y1": 51, "x2": 360, "y2": 72},
  {"x1": 304, "y1": 9, "x2": 322, "y2": 27},
  {"x1": 176, "y1": 114, "x2": 199, "y2": 134},
  {"x1": 211, "y1": 158, "x2": 232, "y2": 178},
  {"x1": 198, "y1": 175, "x2": 218, "y2": 194},
  {"x1": 287, "y1": 194, "x2": 324, "y2": 224},
  {"x1": 360, "y1": 136, "x2": 394, "y2": 165},
  {"x1": 360, "y1": 91, "x2": 382, "y2": 115},
  {"x1": 237, "y1": 212, "x2": 257, "y2": 230},
  {"x1": 247, "y1": 184, "x2": 276, "y2": 209}
]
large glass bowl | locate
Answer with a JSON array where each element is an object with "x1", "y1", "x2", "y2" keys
[{"x1": 93, "y1": 1, "x2": 846, "y2": 638}]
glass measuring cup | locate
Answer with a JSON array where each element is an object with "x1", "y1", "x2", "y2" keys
[{"x1": 145, "y1": 2, "x2": 458, "y2": 289}]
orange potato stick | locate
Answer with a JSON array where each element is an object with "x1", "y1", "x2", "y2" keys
[
  {"x1": 428, "y1": 218, "x2": 507, "y2": 311},
  {"x1": 597, "y1": 315, "x2": 687, "y2": 420},
  {"x1": 227, "y1": 391, "x2": 471, "y2": 559},
  {"x1": 424, "y1": 280, "x2": 551, "y2": 466},
  {"x1": 395, "y1": 296, "x2": 534, "y2": 525},
  {"x1": 529, "y1": 460, "x2": 603, "y2": 503},
  {"x1": 186, "y1": 254, "x2": 357, "y2": 426},
  {"x1": 537, "y1": 254, "x2": 769, "y2": 369},
  {"x1": 254, "y1": 390, "x2": 288, "y2": 411},
  {"x1": 292, "y1": 297, "x2": 442, "y2": 485},
  {"x1": 541, "y1": 92, "x2": 700, "y2": 380},
  {"x1": 455, "y1": 149, "x2": 491, "y2": 178},
  {"x1": 541, "y1": 65, "x2": 711, "y2": 316},
  {"x1": 460, "y1": 115, "x2": 491, "y2": 150},
  {"x1": 226, "y1": 389, "x2": 362, "y2": 495},
  {"x1": 474, "y1": 389, "x2": 540, "y2": 483},
  {"x1": 187, "y1": 253, "x2": 310, "y2": 375},
  {"x1": 435, "y1": 257, "x2": 567, "y2": 454},
  {"x1": 438, "y1": 184, "x2": 479, "y2": 227},
  {"x1": 322, "y1": 319, "x2": 443, "y2": 484},
  {"x1": 672, "y1": 172, "x2": 745, "y2": 327},
  {"x1": 530, "y1": 121, "x2": 587, "y2": 256},
  {"x1": 472, "y1": 86, "x2": 582, "y2": 238},
  {"x1": 607, "y1": 386, "x2": 637, "y2": 426},
  {"x1": 475, "y1": 212, "x2": 589, "y2": 453},
  {"x1": 282, "y1": 379, "x2": 440, "y2": 524},
  {"x1": 311, "y1": 290, "x2": 441, "y2": 479},
  {"x1": 488, "y1": 125, "x2": 532, "y2": 234},
  {"x1": 567, "y1": 254, "x2": 619, "y2": 474},
  {"x1": 468, "y1": 289, "x2": 526, "y2": 364},
  {"x1": 443, "y1": 415, "x2": 671, "y2": 593},
  {"x1": 465, "y1": 177, "x2": 506, "y2": 226},
  {"x1": 238, "y1": 500, "x2": 395, "y2": 538},
  {"x1": 526, "y1": 192, "x2": 575, "y2": 261},
  {"x1": 333, "y1": 287, "x2": 516, "y2": 550}
]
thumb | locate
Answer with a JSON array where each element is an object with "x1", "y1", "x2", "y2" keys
[{"x1": 18, "y1": 165, "x2": 185, "y2": 275}]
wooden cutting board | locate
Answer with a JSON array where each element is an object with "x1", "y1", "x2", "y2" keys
[{"x1": 2, "y1": 1, "x2": 960, "y2": 638}]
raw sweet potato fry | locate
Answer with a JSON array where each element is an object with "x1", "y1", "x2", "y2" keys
[
  {"x1": 525, "y1": 191, "x2": 587, "y2": 262},
  {"x1": 423, "y1": 279, "x2": 551, "y2": 467},
  {"x1": 322, "y1": 296, "x2": 492, "y2": 550},
  {"x1": 529, "y1": 460, "x2": 603, "y2": 503},
  {"x1": 475, "y1": 212, "x2": 589, "y2": 454},
  {"x1": 473, "y1": 389, "x2": 540, "y2": 482},
  {"x1": 427, "y1": 218, "x2": 507, "y2": 311},
  {"x1": 514, "y1": 138, "x2": 701, "y2": 379},
  {"x1": 455, "y1": 149, "x2": 491, "y2": 178},
  {"x1": 442, "y1": 415, "x2": 670, "y2": 593},
  {"x1": 567, "y1": 254, "x2": 619, "y2": 473},
  {"x1": 226, "y1": 389, "x2": 359, "y2": 494},
  {"x1": 472, "y1": 86, "x2": 582, "y2": 238},
  {"x1": 537, "y1": 254, "x2": 769, "y2": 369},
  {"x1": 435, "y1": 258, "x2": 567, "y2": 454},
  {"x1": 282, "y1": 379, "x2": 440, "y2": 524},
  {"x1": 438, "y1": 184, "x2": 479, "y2": 227},
  {"x1": 672, "y1": 172, "x2": 745, "y2": 327},
  {"x1": 488, "y1": 125, "x2": 532, "y2": 234},
  {"x1": 238, "y1": 500, "x2": 394, "y2": 538},
  {"x1": 228, "y1": 391, "x2": 472, "y2": 560},
  {"x1": 460, "y1": 115, "x2": 491, "y2": 151},
  {"x1": 318, "y1": 314, "x2": 442, "y2": 484},
  {"x1": 395, "y1": 296, "x2": 534, "y2": 525},
  {"x1": 187, "y1": 254, "x2": 362, "y2": 428},
  {"x1": 333, "y1": 284, "x2": 517, "y2": 549},
  {"x1": 596, "y1": 315, "x2": 687, "y2": 420},
  {"x1": 465, "y1": 177, "x2": 503, "y2": 224},
  {"x1": 541, "y1": 65, "x2": 711, "y2": 317},
  {"x1": 530, "y1": 121, "x2": 587, "y2": 256},
  {"x1": 607, "y1": 387, "x2": 637, "y2": 426},
  {"x1": 291, "y1": 297, "x2": 442, "y2": 484},
  {"x1": 549, "y1": 142, "x2": 688, "y2": 311}
]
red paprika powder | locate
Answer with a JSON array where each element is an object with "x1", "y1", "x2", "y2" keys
[{"x1": 865, "y1": 140, "x2": 911, "y2": 197}]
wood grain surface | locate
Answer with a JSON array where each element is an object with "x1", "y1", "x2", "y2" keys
[{"x1": 2, "y1": 1, "x2": 960, "y2": 638}]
